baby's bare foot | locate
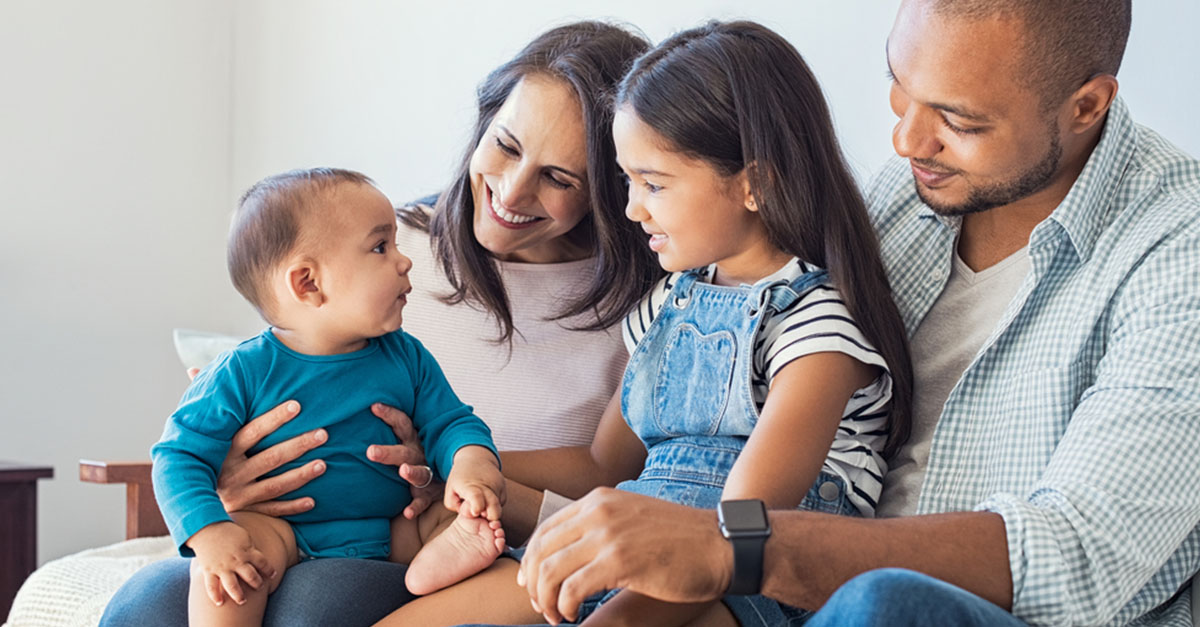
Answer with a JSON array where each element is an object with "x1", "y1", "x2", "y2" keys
[{"x1": 404, "y1": 513, "x2": 505, "y2": 596}]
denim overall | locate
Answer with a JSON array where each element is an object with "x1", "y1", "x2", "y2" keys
[{"x1": 577, "y1": 267, "x2": 859, "y2": 626}]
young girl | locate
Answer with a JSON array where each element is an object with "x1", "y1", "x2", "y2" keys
[{"x1": 378, "y1": 20, "x2": 913, "y2": 627}]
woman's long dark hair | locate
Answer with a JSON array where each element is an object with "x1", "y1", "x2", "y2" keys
[
  {"x1": 398, "y1": 21, "x2": 663, "y2": 343},
  {"x1": 618, "y1": 21, "x2": 913, "y2": 457}
]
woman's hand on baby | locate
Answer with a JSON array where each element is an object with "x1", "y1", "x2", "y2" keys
[
  {"x1": 368, "y1": 403, "x2": 444, "y2": 519},
  {"x1": 446, "y1": 445, "x2": 506, "y2": 521},
  {"x1": 217, "y1": 400, "x2": 327, "y2": 517},
  {"x1": 186, "y1": 521, "x2": 275, "y2": 607}
]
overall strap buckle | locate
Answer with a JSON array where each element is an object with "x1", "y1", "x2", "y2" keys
[
  {"x1": 755, "y1": 268, "x2": 829, "y2": 316},
  {"x1": 671, "y1": 269, "x2": 703, "y2": 309}
]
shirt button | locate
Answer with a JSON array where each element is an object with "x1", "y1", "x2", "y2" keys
[
  {"x1": 818, "y1": 480, "x2": 841, "y2": 501},
  {"x1": 346, "y1": 548, "x2": 358, "y2": 557}
]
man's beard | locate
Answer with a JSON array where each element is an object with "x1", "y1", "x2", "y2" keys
[{"x1": 916, "y1": 130, "x2": 1063, "y2": 217}]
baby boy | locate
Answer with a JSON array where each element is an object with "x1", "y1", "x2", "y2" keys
[{"x1": 151, "y1": 168, "x2": 505, "y2": 625}]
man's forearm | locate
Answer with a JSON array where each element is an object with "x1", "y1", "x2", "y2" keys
[
  {"x1": 518, "y1": 490, "x2": 1013, "y2": 624},
  {"x1": 760, "y1": 510, "x2": 1012, "y2": 611}
]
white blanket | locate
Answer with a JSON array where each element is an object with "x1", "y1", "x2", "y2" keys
[{"x1": 5, "y1": 537, "x2": 174, "y2": 627}]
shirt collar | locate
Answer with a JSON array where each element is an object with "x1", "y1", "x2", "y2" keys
[{"x1": 1042, "y1": 96, "x2": 1136, "y2": 262}]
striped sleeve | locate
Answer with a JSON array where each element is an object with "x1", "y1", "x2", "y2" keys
[
  {"x1": 622, "y1": 273, "x2": 678, "y2": 354},
  {"x1": 756, "y1": 282, "x2": 890, "y2": 385},
  {"x1": 753, "y1": 281, "x2": 894, "y2": 516}
]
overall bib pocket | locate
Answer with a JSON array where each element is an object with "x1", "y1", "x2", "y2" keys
[{"x1": 652, "y1": 323, "x2": 736, "y2": 437}]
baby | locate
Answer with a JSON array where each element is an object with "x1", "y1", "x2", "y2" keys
[{"x1": 151, "y1": 168, "x2": 506, "y2": 625}]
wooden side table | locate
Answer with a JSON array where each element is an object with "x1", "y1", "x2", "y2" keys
[{"x1": 0, "y1": 461, "x2": 53, "y2": 621}]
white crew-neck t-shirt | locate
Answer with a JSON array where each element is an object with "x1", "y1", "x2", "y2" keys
[{"x1": 877, "y1": 246, "x2": 1031, "y2": 518}]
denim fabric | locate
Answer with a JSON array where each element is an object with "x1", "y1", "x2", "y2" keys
[
  {"x1": 805, "y1": 568, "x2": 1028, "y2": 626},
  {"x1": 99, "y1": 555, "x2": 414, "y2": 627},
  {"x1": 576, "y1": 268, "x2": 848, "y2": 626},
  {"x1": 621, "y1": 268, "x2": 828, "y2": 447}
]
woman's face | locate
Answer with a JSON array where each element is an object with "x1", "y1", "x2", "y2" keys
[{"x1": 468, "y1": 75, "x2": 592, "y2": 264}]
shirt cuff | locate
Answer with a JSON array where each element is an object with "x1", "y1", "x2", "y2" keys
[
  {"x1": 170, "y1": 502, "x2": 234, "y2": 557},
  {"x1": 976, "y1": 494, "x2": 1029, "y2": 603}
]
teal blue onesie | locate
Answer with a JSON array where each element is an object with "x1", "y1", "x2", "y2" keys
[{"x1": 151, "y1": 329, "x2": 497, "y2": 559}]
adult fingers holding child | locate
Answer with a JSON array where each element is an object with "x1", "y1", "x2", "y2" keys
[
  {"x1": 367, "y1": 402, "x2": 443, "y2": 519},
  {"x1": 187, "y1": 369, "x2": 330, "y2": 516},
  {"x1": 216, "y1": 400, "x2": 327, "y2": 516}
]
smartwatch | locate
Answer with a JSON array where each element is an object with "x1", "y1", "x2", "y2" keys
[{"x1": 717, "y1": 499, "x2": 771, "y2": 595}]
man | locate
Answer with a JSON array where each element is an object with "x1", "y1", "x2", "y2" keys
[{"x1": 516, "y1": 1, "x2": 1200, "y2": 624}]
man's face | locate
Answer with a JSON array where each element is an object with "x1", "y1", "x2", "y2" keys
[{"x1": 886, "y1": 1, "x2": 1065, "y2": 216}]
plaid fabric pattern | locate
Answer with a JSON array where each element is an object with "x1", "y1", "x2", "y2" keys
[{"x1": 867, "y1": 98, "x2": 1200, "y2": 626}]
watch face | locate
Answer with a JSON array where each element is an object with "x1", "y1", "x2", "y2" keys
[{"x1": 719, "y1": 499, "x2": 769, "y2": 535}]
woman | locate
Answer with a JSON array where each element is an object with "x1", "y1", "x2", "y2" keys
[{"x1": 99, "y1": 20, "x2": 660, "y2": 627}]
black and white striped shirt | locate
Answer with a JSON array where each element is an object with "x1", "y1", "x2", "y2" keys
[{"x1": 622, "y1": 258, "x2": 893, "y2": 515}]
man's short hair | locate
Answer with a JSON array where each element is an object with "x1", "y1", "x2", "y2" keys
[
  {"x1": 228, "y1": 167, "x2": 374, "y2": 321},
  {"x1": 932, "y1": 0, "x2": 1132, "y2": 108}
]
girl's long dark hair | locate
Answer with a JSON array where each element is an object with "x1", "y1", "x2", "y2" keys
[
  {"x1": 618, "y1": 21, "x2": 913, "y2": 457},
  {"x1": 399, "y1": 21, "x2": 663, "y2": 343}
]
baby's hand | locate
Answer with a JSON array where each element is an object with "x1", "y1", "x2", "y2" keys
[
  {"x1": 444, "y1": 445, "x2": 505, "y2": 521},
  {"x1": 185, "y1": 521, "x2": 274, "y2": 606}
]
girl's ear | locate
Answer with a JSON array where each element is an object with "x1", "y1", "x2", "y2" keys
[
  {"x1": 284, "y1": 260, "x2": 324, "y2": 307},
  {"x1": 741, "y1": 162, "x2": 759, "y2": 212}
]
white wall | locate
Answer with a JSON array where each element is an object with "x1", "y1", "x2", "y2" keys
[
  {"x1": 2, "y1": 1, "x2": 1198, "y2": 566},
  {"x1": 229, "y1": 1, "x2": 1200, "y2": 201},
  {"x1": 0, "y1": 0, "x2": 244, "y2": 563}
]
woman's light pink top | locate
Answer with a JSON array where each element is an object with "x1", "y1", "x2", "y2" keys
[{"x1": 395, "y1": 221, "x2": 625, "y2": 451}]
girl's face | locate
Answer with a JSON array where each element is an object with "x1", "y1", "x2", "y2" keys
[
  {"x1": 468, "y1": 75, "x2": 592, "y2": 264},
  {"x1": 613, "y1": 106, "x2": 782, "y2": 286}
]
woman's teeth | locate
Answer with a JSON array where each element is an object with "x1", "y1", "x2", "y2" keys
[{"x1": 492, "y1": 196, "x2": 539, "y2": 224}]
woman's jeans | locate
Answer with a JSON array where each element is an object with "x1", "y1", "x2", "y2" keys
[{"x1": 99, "y1": 555, "x2": 413, "y2": 627}]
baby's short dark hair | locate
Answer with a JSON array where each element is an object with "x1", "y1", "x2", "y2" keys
[{"x1": 228, "y1": 167, "x2": 375, "y2": 320}]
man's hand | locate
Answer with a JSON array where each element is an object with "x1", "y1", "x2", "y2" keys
[
  {"x1": 217, "y1": 400, "x2": 327, "y2": 516},
  {"x1": 367, "y1": 403, "x2": 443, "y2": 519},
  {"x1": 517, "y1": 488, "x2": 732, "y2": 624},
  {"x1": 445, "y1": 445, "x2": 506, "y2": 521},
  {"x1": 186, "y1": 522, "x2": 274, "y2": 607}
]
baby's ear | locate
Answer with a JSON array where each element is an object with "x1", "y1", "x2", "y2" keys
[{"x1": 284, "y1": 260, "x2": 324, "y2": 307}]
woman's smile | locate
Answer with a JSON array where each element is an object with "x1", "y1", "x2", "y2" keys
[{"x1": 485, "y1": 183, "x2": 542, "y2": 229}]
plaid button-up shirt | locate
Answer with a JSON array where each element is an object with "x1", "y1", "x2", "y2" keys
[{"x1": 867, "y1": 97, "x2": 1200, "y2": 626}]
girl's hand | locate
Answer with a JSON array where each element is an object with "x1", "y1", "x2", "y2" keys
[
  {"x1": 186, "y1": 522, "x2": 273, "y2": 607},
  {"x1": 216, "y1": 400, "x2": 327, "y2": 516},
  {"x1": 367, "y1": 403, "x2": 443, "y2": 519}
]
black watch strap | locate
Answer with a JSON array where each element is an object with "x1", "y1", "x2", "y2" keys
[
  {"x1": 727, "y1": 535, "x2": 766, "y2": 595},
  {"x1": 719, "y1": 499, "x2": 770, "y2": 596}
]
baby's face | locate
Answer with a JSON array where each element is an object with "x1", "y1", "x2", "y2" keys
[{"x1": 308, "y1": 183, "x2": 412, "y2": 341}]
